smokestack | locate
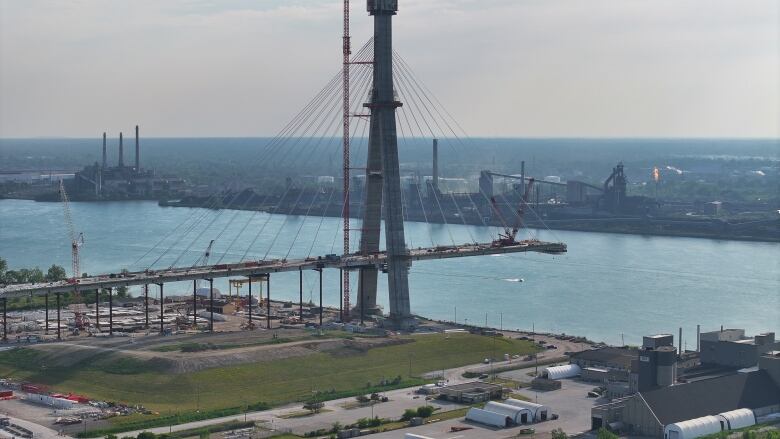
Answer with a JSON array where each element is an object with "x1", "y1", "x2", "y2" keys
[
  {"x1": 679, "y1": 327, "x2": 682, "y2": 355},
  {"x1": 102, "y1": 132, "x2": 107, "y2": 169},
  {"x1": 432, "y1": 138, "x2": 439, "y2": 192},
  {"x1": 697, "y1": 324, "x2": 701, "y2": 352},
  {"x1": 520, "y1": 160, "x2": 525, "y2": 194},
  {"x1": 118, "y1": 132, "x2": 124, "y2": 167},
  {"x1": 135, "y1": 125, "x2": 140, "y2": 172}
]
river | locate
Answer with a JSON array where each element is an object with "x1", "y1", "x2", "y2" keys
[{"x1": 1, "y1": 199, "x2": 777, "y2": 346}]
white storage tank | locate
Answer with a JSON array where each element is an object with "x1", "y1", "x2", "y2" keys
[
  {"x1": 502, "y1": 398, "x2": 551, "y2": 422},
  {"x1": 484, "y1": 401, "x2": 533, "y2": 424},
  {"x1": 545, "y1": 364, "x2": 582, "y2": 380},
  {"x1": 466, "y1": 407, "x2": 511, "y2": 428},
  {"x1": 664, "y1": 415, "x2": 722, "y2": 439},
  {"x1": 718, "y1": 409, "x2": 755, "y2": 430}
]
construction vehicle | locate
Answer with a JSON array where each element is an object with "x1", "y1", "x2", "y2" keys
[{"x1": 489, "y1": 178, "x2": 535, "y2": 247}]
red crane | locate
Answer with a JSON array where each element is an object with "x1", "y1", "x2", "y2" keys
[
  {"x1": 59, "y1": 180, "x2": 84, "y2": 280},
  {"x1": 490, "y1": 178, "x2": 535, "y2": 246}
]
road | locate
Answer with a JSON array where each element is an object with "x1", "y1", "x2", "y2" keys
[{"x1": 0, "y1": 414, "x2": 69, "y2": 439}]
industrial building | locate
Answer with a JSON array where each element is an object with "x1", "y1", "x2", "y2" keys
[
  {"x1": 437, "y1": 382, "x2": 504, "y2": 404},
  {"x1": 700, "y1": 329, "x2": 778, "y2": 368},
  {"x1": 591, "y1": 350, "x2": 780, "y2": 437},
  {"x1": 71, "y1": 126, "x2": 187, "y2": 200},
  {"x1": 464, "y1": 398, "x2": 552, "y2": 428}
]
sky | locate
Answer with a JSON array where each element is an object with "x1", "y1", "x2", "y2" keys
[{"x1": 0, "y1": 0, "x2": 778, "y2": 138}]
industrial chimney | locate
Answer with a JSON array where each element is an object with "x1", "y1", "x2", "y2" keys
[
  {"x1": 432, "y1": 138, "x2": 439, "y2": 192},
  {"x1": 118, "y1": 132, "x2": 124, "y2": 167},
  {"x1": 135, "y1": 125, "x2": 140, "y2": 172},
  {"x1": 102, "y1": 132, "x2": 107, "y2": 169}
]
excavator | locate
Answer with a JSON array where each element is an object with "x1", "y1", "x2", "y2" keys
[{"x1": 489, "y1": 178, "x2": 535, "y2": 247}]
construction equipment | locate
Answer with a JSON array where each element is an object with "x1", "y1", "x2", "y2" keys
[
  {"x1": 192, "y1": 239, "x2": 215, "y2": 267},
  {"x1": 59, "y1": 180, "x2": 84, "y2": 279},
  {"x1": 490, "y1": 178, "x2": 535, "y2": 246}
]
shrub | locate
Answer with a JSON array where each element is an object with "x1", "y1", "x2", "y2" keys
[
  {"x1": 416, "y1": 406, "x2": 435, "y2": 418},
  {"x1": 597, "y1": 428, "x2": 618, "y2": 439}
]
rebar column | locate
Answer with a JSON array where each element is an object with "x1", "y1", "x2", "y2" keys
[
  {"x1": 108, "y1": 287, "x2": 113, "y2": 335},
  {"x1": 319, "y1": 269, "x2": 323, "y2": 327},
  {"x1": 299, "y1": 269, "x2": 303, "y2": 317},
  {"x1": 248, "y1": 277, "x2": 253, "y2": 328},
  {"x1": 192, "y1": 280, "x2": 197, "y2": 327},
  {"x1": 56, "y1": 292, "x2": 61, "y2": 340},
  {"x1": 159, "y1": 283, "x2": 164, "y2": 335},
  {"x1": 339, "y1": 269, "x2": 343, "y2": 322},
  {"x1": 94, "y1": 289, "x2": 100, "y2": 331},
  {"x1": 209, "y1": 279, "x2": 214, "y2": 332},
  {"x1": 144, "y1": 284, "x2": 149, "y2": 329},
  {"x1": 266, "y1": 274, "x2": 271, "y2": 330},
  {"x1": 45, "y1": 292, "x2": 49, "y2": 334}
]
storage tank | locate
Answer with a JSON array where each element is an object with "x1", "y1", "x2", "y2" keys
[
  {"x1": 502, "y1": 398, "x2": 551, "y2": 422},
  {"x1": 718, "y1": 409, "x2": 755, "y2": 430},
  {"x1": 545, "y1": 364, "x2": 581, "y2": 380},
  {"x1": 656, "y1": 346, "x2": 677, "y2": 387},
  {"x1": 664, "y1": 415, "x2": 722, "y2": 439},
  {"x1": 484, "y1": 401, "x2": 532, "y2": 424},
  {"x1": 465, "y1": 407, "x2": 511, "y2": 428}
]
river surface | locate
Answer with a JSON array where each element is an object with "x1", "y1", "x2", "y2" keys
[{"x1": 1, "y1": 199, "x2": 777, "y2": 345}]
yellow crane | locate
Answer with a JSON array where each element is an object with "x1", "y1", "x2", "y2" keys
[{"x1": 59, "y1": 180, "x2": 84, "y2": 279}]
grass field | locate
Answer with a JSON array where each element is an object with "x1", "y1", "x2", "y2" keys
[{"x1": 0, "y1": 333, "x2": 537, "y2": 415}]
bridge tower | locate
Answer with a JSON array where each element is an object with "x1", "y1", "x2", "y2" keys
[{"x1": 357, "y1": 0, "x2": 412, "y2": 328}]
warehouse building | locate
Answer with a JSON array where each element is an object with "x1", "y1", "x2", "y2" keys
[
  {"x1": 591, "y1": 351, "x2": 780, "y2": 437},
  {"x1": 437, "y1": 382, "x2": 504, "y2": 403}
]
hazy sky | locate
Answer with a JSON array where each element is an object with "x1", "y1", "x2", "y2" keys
[{"x1": 1, "y1": 0, "x2": 778, "y2": 138}]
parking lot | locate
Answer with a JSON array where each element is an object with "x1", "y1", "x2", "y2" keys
[{"x1": 367, "y1": 378, "x2": 601, "y2": 439}]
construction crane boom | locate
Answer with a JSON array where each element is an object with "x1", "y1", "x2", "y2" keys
[
  {"x1": 59, "y1": 180, "x2": 84, "y2": 279},
  {"x1": 489, "y1": 178, "x2": 535, "y2": 246}
]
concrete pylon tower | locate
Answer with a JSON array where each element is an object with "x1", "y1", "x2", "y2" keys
[{"x1": 357, "y1": 0, "x2": 412, "y2": 328}]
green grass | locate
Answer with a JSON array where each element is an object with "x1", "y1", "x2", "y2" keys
[{"x1": 0, "y1": 333, "x2": 536, "y2": 423}]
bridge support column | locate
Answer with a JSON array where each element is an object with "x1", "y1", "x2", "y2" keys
[
  {"x1": 266, "y1": 274, "x2": 271, "y2": 330},
  {"x1": 360, "y1": 272, "x2": 365, "y2": 326},
  {"x1": 144, "y1": 284, "x2": 149, "y2": 329},
  {"x1": 158, "y1": 283, "x2": 165, "y2": 334},
  {"x1": 208, "y1": 279, "x2": 214, "y2": 332},
  {"x1": 56, "y1": 292, "x2": 61, "y2": 340},
  {"x1": 45, "y1": 292, "x2": 49, "y2": 334},
  {"x1": 108, "y1": 287, "x2": 113, "y2": 336},
  {"x1": 318, "y1": 269, "x2": 323, "y2": 327},
  {"x1": 339, "y1": 269, "x2": 343, "y2": 322},
  {"x1": 2, "y1": 298, "x2": 7, "y2": 343},
  {"x1": 94, "y1": 289, "x2": 100, "y2": 331},
  {"x1": 248, "y1": 277, "x2": 253, "y2": 328},
  {"x1": 192, "y1": 280, "x2": 197, "y2": 327},
  {"x1": 299, "y1": 269, "x2": 303, "y2": 318}
]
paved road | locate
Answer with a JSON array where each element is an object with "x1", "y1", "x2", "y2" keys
[{"x1": 0, "y1": 414, "x2": 69, "y2": 439}]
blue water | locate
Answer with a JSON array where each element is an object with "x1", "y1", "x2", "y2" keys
[{"x1": 1, "y1": 199, "x2": 778, "y2": 345}]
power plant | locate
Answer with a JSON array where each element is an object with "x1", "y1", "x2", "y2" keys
[{"x1": 70, "y1": 125, "x2": 187, "y2": 200}]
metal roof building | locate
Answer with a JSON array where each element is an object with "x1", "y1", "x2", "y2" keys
[{"x1": 545, "y1": 364, "x2": 582, "y2": 380}]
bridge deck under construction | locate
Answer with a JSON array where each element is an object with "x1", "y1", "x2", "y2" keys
[{"x1": 0, "y1": 240, "x2": 565, "y2": 298}]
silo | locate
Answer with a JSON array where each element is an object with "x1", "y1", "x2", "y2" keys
[{"x1": 656, "y1": 346, "x2": 677, "y2": 387}]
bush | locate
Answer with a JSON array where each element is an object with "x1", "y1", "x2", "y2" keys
[
  {"x1": 416, "y1": 406, "x2": 435, "y2": 418},
  {"x1": 552, "y1": 428, "x2": 568, "y2": 439},
  {"x1": 597, "y1": 428, "x2": 618, "y2": 439},
  {"x1": 401, "y1": 409, "x2": 418, "y2": 421}
]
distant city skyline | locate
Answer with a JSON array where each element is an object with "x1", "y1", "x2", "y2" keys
[{"x1": 0, "y1": 0, "x2": 778, "y2": 138}]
